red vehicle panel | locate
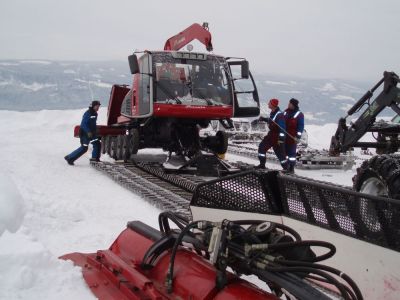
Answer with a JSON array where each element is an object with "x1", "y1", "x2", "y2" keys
[
  {"x1": 153, "y1": 103, "x2": 233, "y2": 119},
  {"x1": 107, "y1": 85, "x2": 130, "y2": 126},
  {"x1": 61, "y1": 224, "x2": 278, "y2": 300},
  {"x1": 74, "y1": 125, "x2": 125, "y2": 137}
]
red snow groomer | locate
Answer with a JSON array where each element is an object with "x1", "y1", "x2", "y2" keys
[{"x1": 81, "y1": 23, "x2": 259, "y2": 172}]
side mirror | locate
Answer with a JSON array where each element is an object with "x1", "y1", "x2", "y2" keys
[
  {"x1": 128, "y1": 54, "x2": 139, "y2": 74},
  {"x1": 241, "y1": 60, "x2": 249, "y2": 79}
]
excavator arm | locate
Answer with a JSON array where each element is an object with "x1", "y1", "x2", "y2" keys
[
  {"x1": 330, "y1": 71, "x2": 400, "y2": 155},
  {"x1": 164, "y1": 22, "x2": 213, "y2": 52}
]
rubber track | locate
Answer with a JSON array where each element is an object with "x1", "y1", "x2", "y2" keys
[{"x1": 91, "y1": 161, "x2": 193, "y2": 219}]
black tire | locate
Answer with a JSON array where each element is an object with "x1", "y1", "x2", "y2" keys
[
  {"x1": 109, "y1": 136, "x2": 118, "y2": 160},
  {"x1": 122, "y1": 135, "x2": 131, "y2": 162},
  {"x1": 129, "y1": 128, "x2": 140, "y2": 155},
  {"x1": 215, "y1": 130, "x2": 228, "y2": 154},
  {"x1": 105, "y1": 135, "x2": 112, "y2": 156},
  {"x1": 352, "y1": 154, "x2": 400, "y2": 235},
  {"x1": 353, "y1": 154, "x2": 400, "y2": 199},
  {"x1": 101, "y1": 136, "x2": 108, "y2": 155},
  {"x1": 116, "y1": 135, "x2": 124, "y2": 161}
]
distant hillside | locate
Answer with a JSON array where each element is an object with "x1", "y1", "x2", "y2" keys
[
  {"x1": 0, "y1": 59, "x2": 391, "y2": 124},
  {"x1": 0, "y1": 60, "x2": 130, "y2": 111}
]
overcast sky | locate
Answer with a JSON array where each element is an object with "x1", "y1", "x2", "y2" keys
[{"x1": 0, "y1": 0, "x2": 399, "y2": 81}]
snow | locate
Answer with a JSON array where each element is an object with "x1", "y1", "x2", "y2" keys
[
  {"x1": 0, "y1": 173, "x2": 25, "y2": 236},
  {"x1": 279, "y1": 90, "x2": 302, "y2": 94},
  {"x1": 0, "y1": 80, "x2": 11, "y2": 86},
  {"x1": 265, "y1": 80, "x2": 291, "y2": 86},
  {"x1": 0, "y1": 108, "x2": 160, "y2": 299},
  {"x1": 0, "y1": 62, "x2": 20, "y2": 66},
  {"x1": 63, "y1": 69, "x2": 76, "y2": 74},
  {"x1": 303, "y1": 112, "x2": 319, "y2": 121},
  {"x1": 315, "y1": 82, "x2": 336, "y2": 92},
  {"x1": 340, "y1": 103, "x2": 353, "y2": 111},
  {"x1": 19, "y1": 60, "x2": 52, "y2": 65},
  {"x1": 20, "y1": 82, "x2": 57, "y2": 92},
  {"x1": 332, "y1": 95, "x2": 355, "y2": 101},
  {"x1": 74, "y1": 78, "x2": 112, "y2": 88}
]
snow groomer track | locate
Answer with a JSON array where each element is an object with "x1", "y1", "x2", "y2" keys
[{"x1": 90, "y1": 161, "x2": 204, "y2": 218}]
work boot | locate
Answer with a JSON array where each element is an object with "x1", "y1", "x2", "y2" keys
[
  {"x1": 287, "y1": 164, "x2": 295, "y2": 174},
  {"x1": 256, "y1": 156, "x2": 266, "y2": 169},
  {"x1": 64, "y1": 156, "x2": 74, "y2": 166}
]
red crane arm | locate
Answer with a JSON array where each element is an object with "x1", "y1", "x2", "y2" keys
[{"x1": 164, "y1": 23, "x2": 213, "y2": 52}]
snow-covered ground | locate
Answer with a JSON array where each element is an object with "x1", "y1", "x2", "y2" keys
[
  {"x1": 0, "y1": 108, "x2": 159, "y2": 299},
  {"x1": 0, "y1": 108, "x2": 371, "y2": 299}
]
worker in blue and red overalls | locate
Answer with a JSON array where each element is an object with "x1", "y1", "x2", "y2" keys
[
  {"x1": 257, "y1": 98, "x2": 287, "y2": 170},
  {"x1": 64, "y1": 100, "x2": 101, "y2": 165},
  {"x1": 284, "y1": 98, "x2": 304, "y2": 173}
]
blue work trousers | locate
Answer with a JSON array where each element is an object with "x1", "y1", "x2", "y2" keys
[
  {"x1": 66, "y1": 134, "x2": 101, "y2": 163},
  {"x1": 285, "y1": 143, "x2": 297, "y2": 169},
  {"x1": 258, "y1": 135, "x2": 287, "y2": 169}
]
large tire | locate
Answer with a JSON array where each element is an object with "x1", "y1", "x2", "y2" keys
[
  {"x1": 101, "y1": 136, "x2": 108, "y2": 155},
  {"x1": 352, "y1": 154, "x2": 400, "y2": 235},
  {"x1": 109, "y1": 136, "x2": 118, "y2": 160},
  {"x1": 353, "y1": 154, "x2": 400, "y2": 199},
  {"x1": 116, "y1": 135, "x2": 124, "y2": 161},
  {"x1": 129, "y1": 128, "x2": 140, "y2": 155},
  {"x1": 105, "y1": 135, "x2": 112, "y2": 156},
  {"x1": 215, "y1": 130, "x2": 228, "y2": 154},
  {"x1": 122, "y1": 135, "x2": 131, "y2": 162}
]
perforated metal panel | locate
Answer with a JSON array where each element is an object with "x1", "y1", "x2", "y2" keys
[
  {"x1": 191, "y1": 170, "x2": 400, "y2": 252},
  {"x1": 192, "y1": 170, "x2": 282, "y2": 214},
  {"x1": 278, "y1": 174, "x2": 400, "y2": 251}
]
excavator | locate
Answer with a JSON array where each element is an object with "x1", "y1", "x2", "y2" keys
[
  {"x1": 329, "y1": 71, "x2": 400, "y2": 198},
  {"x1": 84, "y1": 22, "x2": 260, "y2": 174}
]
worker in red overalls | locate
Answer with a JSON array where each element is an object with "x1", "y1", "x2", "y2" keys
[
  {"x1": 284, "y1": 98, "x2": 304, "y2": 173},
  {"x1": 257, "y1": 99, "x2": 287, "y2": 170}
]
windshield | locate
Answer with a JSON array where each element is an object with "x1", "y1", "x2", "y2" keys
[{"x1": 152, "y1": 52, "x2": 232, "y2": 106}]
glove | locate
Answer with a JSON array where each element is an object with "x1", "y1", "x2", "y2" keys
[
  {"x1": 295, "y1": 133, "x2": 302, "y2": 144},
  {"x1": 87, "y1": 132, "x2": 93, "y2": 139}
]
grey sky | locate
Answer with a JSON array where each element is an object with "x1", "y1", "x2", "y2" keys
[{"x1": 0, "y1": 0, "x2": 399, "y2": 81}]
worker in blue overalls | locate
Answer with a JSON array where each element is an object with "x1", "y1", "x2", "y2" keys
[
  {"x1": 64, "y1": 100, "x2": 101, "y2": 165},
  {"x1": 284, "y1": 98, "x2": 304, "y2": 173},
  {"x1": 257, "y1": 98, "x2": 287, "y2": 170}
]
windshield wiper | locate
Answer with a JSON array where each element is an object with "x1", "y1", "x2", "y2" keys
[{"x1": 156, "y1": 81, "x2": 182, "y2": 104}]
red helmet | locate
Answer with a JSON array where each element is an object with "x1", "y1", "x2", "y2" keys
[{"x1": 269, "y1": 98, "x2": 279, "y2": 108}]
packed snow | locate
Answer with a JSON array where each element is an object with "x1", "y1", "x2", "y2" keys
[
  {"x1": 0, "y1": 108, "x2": 373, "y2": 299},
  {"x1": 0, "y1": 108, "x2": 160, "y2": 299},
  {"x1": 0, "y1": 173, "x2": 25, "y2": 236}
]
